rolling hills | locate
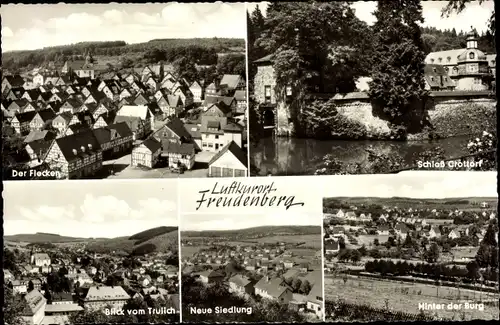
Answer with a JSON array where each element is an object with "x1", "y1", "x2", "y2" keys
[
  {"x1": 182, "y1": 225, "x2": 321, "y2": 239},
  {"x1": 5, "y1": 226, "x2": 179, "y2": 256}
]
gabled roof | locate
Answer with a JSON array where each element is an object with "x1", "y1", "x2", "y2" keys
[
  {"x1": 204, "y1": 95, "x2": 235, "y2": 107},
  {"x1": 141, "y1": 137, "x2": 162, "y2": 152},
  {"x1": 14, "y1": 110, "x2": 37, "y2": 123},
  {"x1": 229, "y1": 274, "x2": 252, "y2": 287},
  {"x1": 114, "y1": 115, "x2": 143, "y2": 132},
  {"x1": 254, "y1": 54, "x2": 274, "y2": 64},
  {"x1": 4, "y1": 75, "x2": 25, "y2": 87},
  {"x1": 164, "y1": 117, "x2": 192, "y2": 139},
  {"x1": 220, "y1": 74, "x2": 242, "y2": 89},
  {"x1": 118, "y1": 105, "x2": 151, "y2": 120},
  {"x1": 36, "y1": 109, "x2": 57, "y2": 122},
  {"x1": 200, "y1": 269, "x2": 225, "y2": 278},
  {"x1": 208, "y1": 141, "x2": 247, "y2": 167},
  {"x1": 55, "y1": 129, "x2": 101, "y2": 161},
  {"x1": 254, "y1": 276, "x2": 288, "y2": 298},
  {"x1": 24, "y1": 129, "x2": 57, "y2": 143},
  {"x1": 234, "y1": 90, "x2": 246, "y2": 101},
  {"x1": 162, "y1": 140, "x2": 195, "y2": 155}
]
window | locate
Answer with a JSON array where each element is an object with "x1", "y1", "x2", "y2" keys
[
  {"x1": 430, "y1": 76, "x2": 434, "y2": 81},
  {"x1": 469, "y1": 52, "x2": 475, "y2": 60},
  {"x1": 215, "y1": 135, "x2": 219, "y2": 139},
  {"x1": 447, "y1": 56, "x2": 451, "y2": 62},
  {"x1": 438, "y1": 57, "x2": 442, "y2": 63},
  {"x1": 211, "y1": 166, "x2": 221, "y2": 177},
  {"x1": 286, "y1": 85, "x2": 292, "y2": 96},
  {"x1": 444, "y1": 77, "x2": 448, "y2": 81},
  {"x1": 264, "y1": 85, "x2": 271, "y2": 102},
  {"x1": 234, "y1": 169, "x2": 246, "y2": 177},
  {"x1": 430, "y1": 58, "x2": 435, "y2": 63},
  {"x1": 432, "y1": 68, "x2": 437, "y2": 73}
]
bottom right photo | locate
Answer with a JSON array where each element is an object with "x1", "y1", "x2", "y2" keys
[{"x1": 322, "y1": 172, "x2": 499, "y2": 322}]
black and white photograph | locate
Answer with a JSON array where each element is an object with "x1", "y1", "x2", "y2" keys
[
  {"x1": 3, "y1": 180, "x2": 180, "y2": 324},
  {"x1": 247, "y1": 1, "x2": 496, "y2": 176},
  {"x1": 180, "y1": 212, "x2": 323, "y2": 323},
  {"x1": 320, "y1": 172, "x2": 499, "y2": 321},
  {"x1": 2, "y1": 3, "x2": 249, "y2": 180}
]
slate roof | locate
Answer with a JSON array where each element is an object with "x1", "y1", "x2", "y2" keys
[
  {"x1": 162, "y1": 140, "x2": 195, "y2": 155},
  {"x1": 14, "y1": 110, "x2": 37, "y2": 123},
  {"x1": 254, "y1": 54, "x2": 274, "y2": 64},
  {"x1": 37, "y1": 109, "x2": 57, "y2": 122},
  {"x1": 164, "y1": 117, "x2": 192, "y2": 139},
  {"x1": 141, "y1": 137, "x2": 162, "y2": 153},
  {"x1": 200, "y1": 116, "x2": 243, "y2": 135},
  {"x1": 208, "y1": 141, "x2": 247, "y2": 167},
  {"x1": 93, "y1": 122, "x2": 133, "y2": 145},
  {"x1": 20, "y1": 289, "x2": 46, "y2": 316},
  {"x1": 4, "y1": 75, "x2": 25, "y2": 87},
  {"x1": 55, "y1": 129, "x2": 101, "y2": 161},
  {"x1": 424, "y1": 64, "x2": 455, "y2": 89},
  {"x1": 204, "y1": 95, "x2": 235, "y2": 107},
  {"x1": 118, "y1": 105, "x2": 151, "y2": 120}
]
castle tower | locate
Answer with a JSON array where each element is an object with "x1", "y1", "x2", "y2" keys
[{"x1": 466, "y1": 28, "x2": 478, "y2": 50}]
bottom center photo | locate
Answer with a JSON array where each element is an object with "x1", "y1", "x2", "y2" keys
[{"x1": 180, "y1": 212, "x2": 324, "y2": 323}]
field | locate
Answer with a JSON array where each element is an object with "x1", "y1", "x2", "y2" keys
[
  {"x1": 181, "y1": 245, "x2": 207, "y2": 258},
  {"x1": 355, "y1": 235, "x2": 390, "y2": 247},
  {"x1": 258, "y1": 234, "x2": 322, "y2": 248},
  {"x1": 325, "y1": 275, "x2": 499, "y2": 320},
  {"x1": 324, "y1": 197, "x2": 497, "y2": 212},
  {"x1": 289, "y1": 248, "x2": 320, "y2": 257}
]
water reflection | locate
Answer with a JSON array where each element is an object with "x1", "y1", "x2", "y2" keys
[{"x1": 251, "y1": 136, "x2": 471, "y2": 175}]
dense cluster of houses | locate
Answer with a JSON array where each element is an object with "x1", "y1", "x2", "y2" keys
[
  {"x1": 323, "y1": 203, "x2": 498, "y2": 257},
  {"x1": 182, "y1": 243, "x2": 323, "y2": 319},
  {"x1": 4, "y1": 246, "x2": 179, "y2": 325},
  {"x1": 2, "y1": 54, "x2": 248, "y2": 179}
]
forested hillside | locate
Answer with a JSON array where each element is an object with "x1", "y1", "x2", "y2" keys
[{"x1": 2, "y1": 38, "x2": 245, "y2": 72}]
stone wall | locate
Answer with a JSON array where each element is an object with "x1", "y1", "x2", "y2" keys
[
  {"x1": 329, "y1": 95, "x2": 496, "y2": 139},
  {"x1": 254, "y1": 65, "x2": 276, "y2": 104}
]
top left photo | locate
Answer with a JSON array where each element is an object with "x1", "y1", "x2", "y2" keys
[{"x1": 2, "y1": 3, "x2": 249, "y2": 181}]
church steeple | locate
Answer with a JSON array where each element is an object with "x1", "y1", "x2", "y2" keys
[{"x1": 466, "y1": 27, "x2": 478, "y2": 49}]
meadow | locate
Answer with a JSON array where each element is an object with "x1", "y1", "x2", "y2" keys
[
  {"x1": 325, "y1": 275, "x2": 499, "y2": 321},
  {"x1": 355, "y1": 235, "x2": 390, "y2": 247},
  {"x1": 181, "y1": 245, "x2": 207, "y2": 258}
]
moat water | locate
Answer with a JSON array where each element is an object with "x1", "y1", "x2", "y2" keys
[{"x1": 250, "y1": 135, "x2": 471, "y2": 175}]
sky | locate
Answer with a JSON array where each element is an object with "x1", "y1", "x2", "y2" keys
[
  {"x1": 1, "y1": 2, "x2": 246, "y2": 52},
  {"x1": 320, "y1": 171, "x2": 497, "y2": 199},
  {"x1": 3, "y1": 180, "x2": 178, "y2": 238},
  {"x1": 181, "y1": 212, "x2": 322, "y2": 231},
  {"x1": 247, "y1": 1, "x2": 494, "y2": 33}
]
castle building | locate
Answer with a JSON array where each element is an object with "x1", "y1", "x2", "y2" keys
[{"x1": 425, "y1": 30, "x2": 495, "y2": 91}]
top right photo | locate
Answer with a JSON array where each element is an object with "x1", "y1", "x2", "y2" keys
[{"x1": 247, "y1": 0, "x2": 496, "y2": 176}]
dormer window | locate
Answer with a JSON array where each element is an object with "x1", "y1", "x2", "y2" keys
[
  {"x1": 433, "y1": 68, "x2": 437, "y2": 73},
  {"x1": 469, "y1": 52, "x2": 475, "y2": 60},
  {"x1": 430, "y1": 59, "x2": 435, "y2": 63},
  {"x1": 430, "y1": 76, "x2": 434, "y2": 81},
  {"x1": 447, "y1": 56, "x2": 451, "y2": 62},
  {"x1": 438, "y1": 58, "x2": 442, "y2": 63}
]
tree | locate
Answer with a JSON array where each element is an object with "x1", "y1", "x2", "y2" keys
[
  {"x1": 373, "y1": 238, "x2": 380, "y2": 246},
  {"x1": 28, "y1": 280, "x2": 34, "y2": 292},
  {"x1": 299, "y1": 280, "x2": 312, "y2": 295},
  {"x1": 291, "y1": 278, "x2": 302, "y2": 292},
  {"x1": 442, "y1": 0, "x2": 495, "y2": 39},
  {"x1": 482, "y1": 224, "x2": 497, "y2": 246},
  {"x1": 350, "y1": 249, "x2": 362, "y2": 263},
  {"x1": 368, "y1": 0, "x2": 428, "y2": 129},
  {"x1": 172, "y1": 56, "x2": 198, "y2": 84},
  {"x1": 425, "y1": 243, "x2": 440, "y2": 263},
  {"x1": 3, "y1": 286, "x2": 26, "y2": 325}
]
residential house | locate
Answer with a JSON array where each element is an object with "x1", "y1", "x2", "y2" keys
[
  {"x1": 84, "y1": 285, "x2": 130, "y2": 310},
  {"x1": 29, "y1": 109, "x2": 57, "y2": 132},
  {"x1": 207, "y1": 141, "x2": 248, "y2": 177},
  {"x1": 117, "y1": 105, "x2": 154, "y2": 136},
  {"x1": 204, "y1": 102, "x2": 233, "y2": 118},
  {"x1": 377, "y1": 224, "x2": 391, "y2": 236},
  {"x1": 20, "y1": 289, "x2": 46, "y2": 325},
  {"x1": 395, "y1": 223, "x2": 410, "y2": 240},
  {"x1": 12, "y1": 111, "x2": 37, "y2": 134},
  {"x1": 190, "y1": 81, "x2": 203, "y2": 103},
  {"x1": 324, "y1": 241, "x2": 340, "y2": 255},
  {"x1": 52, "y1": 112, "x2": 74, "y2": 135},
  {"x1": 92, "y1": 122, "x2": 134, "y2": 159},
  {"x1": 114, "y1": 115, "x2": 146, "y2": 141},
  {"x1": 254, "y1": 276, "x2": 292, "y2": 304},
  {"x1": 205, "y1": 82, "x2": 218, "y2": 97},
  {"x1": 25, "y1": 140, "x2": 53, "y2": 163},
  {"x1": 199, "y1": 269, "x2": 225, "y2": 284},
  {"x1": 44, "y1": 130, "x2": 103, "y2": 179},
  {"x1": 428, "y1": 226, "x2": 442, "y2": 239},
  {"x1": 161, "y1": 140, "x2": 196, "y2": 170},
  {"x1": 93, "y1": 111, "x2": 117, "y2": 129},
  {"x1": 448, "y1": 229, "x2": 461, "y2": 239},
  {"x1": 131, "y1": 137, "x2": 162, "y2": 168},
  {"x1": 234, "y1": 90, "x2": 247, "y2": 114},
  {"x1": 306, "y1": 280, "x2": 323, "y2": 319},
  {"x1": 228, "y1": 274, "x2": 254, "y2": 296},
  {"x1": 2, "y1": 75, "x2": 26, "y2": 92},
  {"x1": 200, "y1": 116, "x2": 243, "y2": 152}
]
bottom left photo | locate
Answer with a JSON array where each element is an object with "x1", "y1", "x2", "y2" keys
[{"x1": 3, "y1": 179, "x2": 180, "y2": 325}]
